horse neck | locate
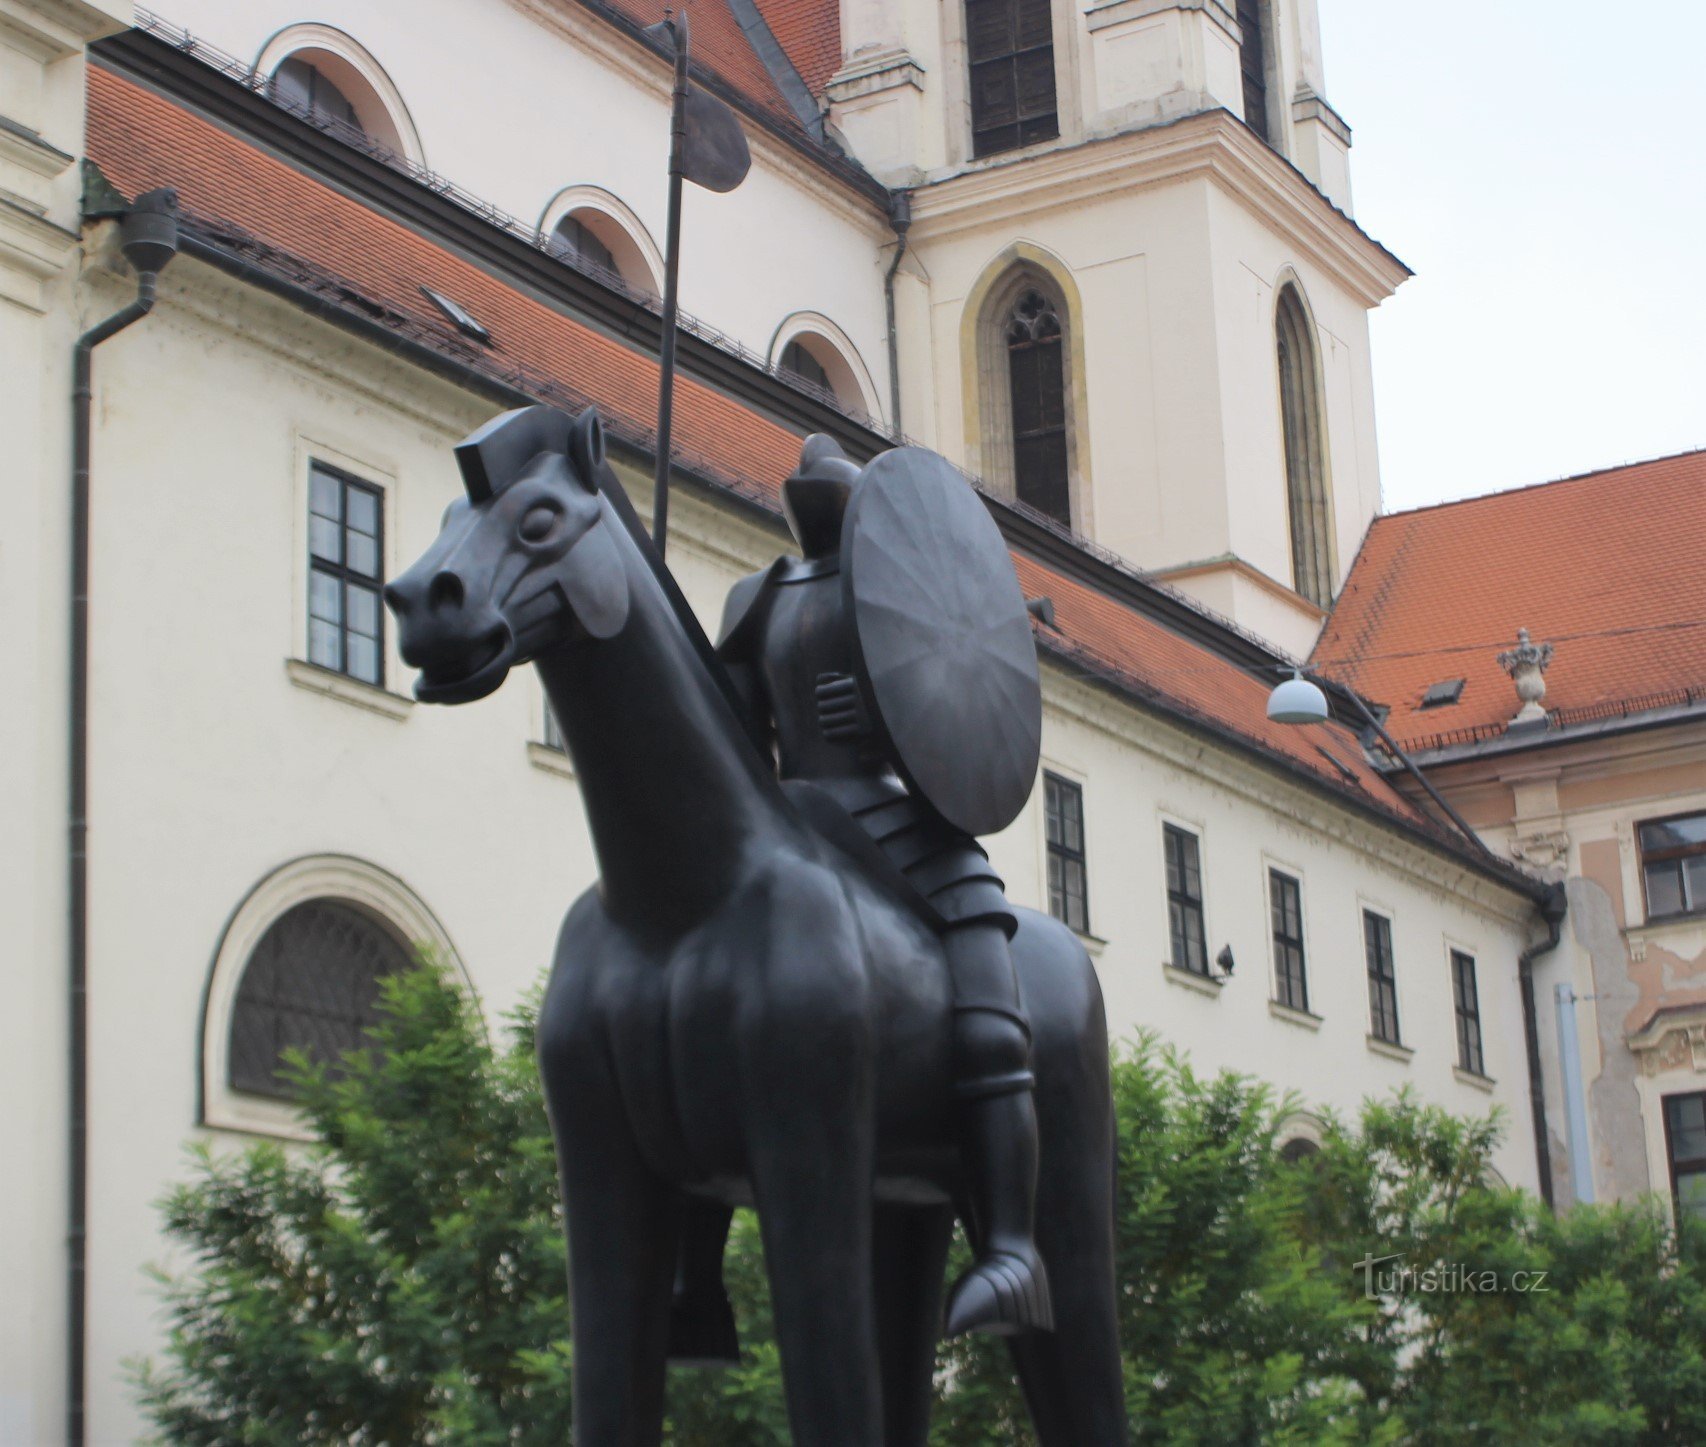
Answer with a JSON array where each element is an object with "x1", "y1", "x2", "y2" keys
[{"x1": 534, "y1": 542, "x2": 786, "y2": 938}]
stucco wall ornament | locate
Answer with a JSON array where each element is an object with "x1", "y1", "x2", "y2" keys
[
  {"x1": 384, "y1": 406, "x2": 1127, "y2": 1445},
  {"x1": 1497, "y1": 628, "x2": 1554, "y2": 724},
  {"x1": 1509, "y1": 827, "x2": 1571, "y2": 873}
]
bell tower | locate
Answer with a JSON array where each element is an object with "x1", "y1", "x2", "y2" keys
[{"x1": 828, "y1": 0, "x2": 1405, "y2": 656}]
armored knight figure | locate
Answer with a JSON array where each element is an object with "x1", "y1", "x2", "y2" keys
[{"x1": 717, "y1": 434, "x2": 1053, "y2": 1337}]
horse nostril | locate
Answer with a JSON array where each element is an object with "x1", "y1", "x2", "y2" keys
[
  {"x1": 382, "y1": 581, "x2": 406, "y2": 615},
  {"x1": 428, "y1": 571, "x2": 465, "y2": 611}
]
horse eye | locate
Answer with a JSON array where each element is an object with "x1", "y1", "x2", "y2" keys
[{"x1": 519, "y1": 505, "x2": 558, "y2": 543}]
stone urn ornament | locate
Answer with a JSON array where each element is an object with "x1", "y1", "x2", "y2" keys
[{"x1": 1497, "y1": 628, "x2": 1554, "y2": 724}]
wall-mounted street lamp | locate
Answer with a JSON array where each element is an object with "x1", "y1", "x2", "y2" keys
[{"x1": 1264, "y1": 665, "x2": 1493, "y2": 860}]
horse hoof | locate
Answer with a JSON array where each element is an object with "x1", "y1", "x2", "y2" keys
[
  {"x1": 667, "y1": 1288, "x2": 742, "y2": 1367},
  {"x1": 944, "y1": 1248, "x2": 1055, "y2": 1338}
]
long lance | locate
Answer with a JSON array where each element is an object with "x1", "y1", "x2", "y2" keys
[{"x1": 651, "y1": 11, "x2": 691, "y2": 557}]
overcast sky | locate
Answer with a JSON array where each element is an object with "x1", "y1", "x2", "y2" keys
[{"x1": 1314, "y1": 2, "x2": 1706, "y2": 513}]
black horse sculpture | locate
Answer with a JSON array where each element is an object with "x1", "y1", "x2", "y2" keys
[{"x1": 384, "y1": 405, "x2": 1126, "y2": 1446}]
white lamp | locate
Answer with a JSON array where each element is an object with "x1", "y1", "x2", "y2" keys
[{"x1": 1267, "y1": 669, "x2": 1329, "y2": 726}]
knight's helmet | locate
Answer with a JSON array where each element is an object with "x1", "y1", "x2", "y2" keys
[{"x1": 781, "y1": 434, "x2": 861, "y2": 559}]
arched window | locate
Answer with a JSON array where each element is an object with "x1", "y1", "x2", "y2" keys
[
  {"x1": 271, "y1": 56, "x2": 364, "y2": 135},
  {"x1": 228, "y1": 899, "x2": 412, "y2": 1098},
  {"x1": 1236, "y1": 0, "x2": 1272, "y2": 143},
  {"x1": 256, "y1": 26, "x2": 424, "y2": 162},
  {"x1": 1005, "y1": 287, "x2": 1070, "y2": 524},
  {"x1": 1275, "y1": 283, "x2": 1334, "y2": 606},
  {"x1": 966, "y1": 0, "x2": 1058, "y2": 157},
  {"x1": 1280, "y1": 1137, "x2": 1321, "y2": 1165},
  {"x1": 768, "y1": 317, "x2": 883, "y2": 422},
  {"x1": 780, "y1": 337, "x2": 833, "y2": 393},
  {"x1": 549, "y1": 214, "x2": 618, "y2": 276}
]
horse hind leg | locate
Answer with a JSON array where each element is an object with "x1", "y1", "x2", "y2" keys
[{"x1": 872, "y1": 1201, "x2": 955, "y2": 1447}]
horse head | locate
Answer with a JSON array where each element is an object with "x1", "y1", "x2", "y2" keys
[{"x1": 385, "y1": 405, "x2": 630, "y2": 703}]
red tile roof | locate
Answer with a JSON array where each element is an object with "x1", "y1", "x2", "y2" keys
[
  {"x1": 1313, "y1": 452, "x2": 1706, "y2": 749},
  {"x1": 88, "y1": 64, "x2": 1465, "y2": 853},
  {"x1": 753, "y1": 0, "x2": 842, "y2": 96}
]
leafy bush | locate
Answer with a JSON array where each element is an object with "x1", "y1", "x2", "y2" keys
[{"x1": 136, "y1": 965, "x2": 1706, "y2": 1444}]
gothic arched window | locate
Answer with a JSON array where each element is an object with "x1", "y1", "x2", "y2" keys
[
  {"x1": 1275, "y1": 284, "x2": 1334, "y2": 606},
  {"x1": 966, "y1": 0, "x2": 1058, "y2": 157},
  {"x1": 228, "y1": 899, "x2": 411, "y2": 1098},
  {"x1": 1006, "y1": 288, "x2": 1070, "y2": 524}
]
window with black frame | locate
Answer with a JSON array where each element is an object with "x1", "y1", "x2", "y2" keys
[
  {"x1": 1164, "y1": 824, "x2": 1207, "y2": 975},
  {"x1": 228, "y1": 900, "x2": 411, "y2": 1098},
  {"x1": 307, "y1": 462, "x2": 384, "y2": 686},
  {"x1": 1638, "y1": 811, "x2": 1706, "y2": 920},
  {"x1": 1364, "y1": 909, "x2": 1400, "y2": 1044},
  {"x1": 1269, "y1": 869, "x2": 1307, "y2": 1010},
  {"x1": 1006, "y1": 288, "x2": 1071, "y2": 525},
  {"x1": 965, "y1": 0, "x2": 1058, "y2": 157},
  {"x1": 1044, "y1": 773, "x2": 1088, "y2": 934},
  {"x1": 1235, "y1": 0, "x2": 1270, "y2": 142},
  {"x1": 1664, "y1": 1092, "x2": 1706, "y2": 1225},
  {"x1": 1451, "y1": 949, "x2": 1484, "y2": 1075}
]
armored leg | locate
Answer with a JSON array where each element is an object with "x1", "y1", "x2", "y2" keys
[{"x1": 943, "y1": 922, "x2": 1054, "y2": 1338}]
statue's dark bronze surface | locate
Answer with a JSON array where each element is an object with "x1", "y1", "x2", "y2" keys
[{"x1": 385, "y1": 407, "x2": 1125, "y2": 1446}]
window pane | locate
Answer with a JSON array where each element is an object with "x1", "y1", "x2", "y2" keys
[
  {"x1": 1686, "y1": 855, "x2": 1706, "y2": 911},
  {"x1": 309, "y1": 568, "x2": 342, "y2": 624},
  {"x1": 346, "y1": 632, "x2": 381, "y2": 685},
  {"x1": 346, "y1": 486, "x2": 379, "y2": 537},
  {"x1": 308, "y1": 617, "x2": 341, "y2": 672},
  {"x1": 309, "y1": 466, "x2": 341, "y2": 521},
  {"x1": 1647, "y1": 862, "x2": 1685, "y2": 917},
  {"x1": 309, "y1": 513, "x2": 342, "y2": 564},
  {"x1": 345, "y1": 529, "x2": 380, "y2": 579},
  {"x1": 1679, "y1": 1171, "x2": 1706, "y2": 1225},
  {"x1": 1670, "y1": 1095, "x2": 1706, "y2": 1162},
  {"x1": 347, "y1": 583, "x2": 380, "y2": 639},
  {"x1": 1640, "y1": 814, "x2": 1706, "y2": 852}
]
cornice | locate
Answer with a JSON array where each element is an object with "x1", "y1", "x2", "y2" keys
[
  {"x1": 1150, "y1": 551, "x2": 1328, "y2": 621},
  {"x1": 1039, "y1": 649, "x2": 1542, "y2": 915},
  {"x1": 908, "y1": 109, "x2": 1410, "y2": 308}
]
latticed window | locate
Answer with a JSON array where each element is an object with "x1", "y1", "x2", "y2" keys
[
  {"x1": 1044, "y1": 773, "x2": 1088, "y2": 934},
  {"x1": 229, "y1": 900, "x2": 411, "y2": 1098},
  {"x1": 550, "y1": 214, "x2": 618, "y2": 276},
  {"x1": 1451, "y1": 949, "x2": 1484, "y2": 1075},
  {"x1": 966, "y1": 0, "x2": 1058, "y2": 157},
  {"x1": 1007, "y1": 289, "x2": 1070, "y2": 525},
  {"x1": 1364, "y1": 910, "x2": 1400, "y2": 1044},
  {"x1": 1235, "y1": 0, "x2": 1269, "y2": 142},
  {"x1": 1270, "y1": 869, "x2": 1307, "y2": 1010},
  {"x1": 308, "y1": 461, "x2": 384, "y2": 685},
  {"x1": 1164, "y1": 825, "x2": 1207, "y2": 975},
  {"x1": 270, "y1": 56, "x2": 365, "y2": 137},
  {"x1": 1276, "y1": 286, "x2": 1333, "y2": 606}
]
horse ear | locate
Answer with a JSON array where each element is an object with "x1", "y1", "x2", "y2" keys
[
  {"x1": 562, "y1": 507, "x2": 629, "y2": 639},
  {"x1": 569, "y1": 407, "x2": 606, "y2": 483}
]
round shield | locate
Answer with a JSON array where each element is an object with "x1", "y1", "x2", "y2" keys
[{"x1": 841, "y1": 448, "x2": 1042, "y2": 838}]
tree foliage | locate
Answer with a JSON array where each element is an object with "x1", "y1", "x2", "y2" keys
[{"x1": 138, "y1": 965, "x2": 1706, "y2": 1444}]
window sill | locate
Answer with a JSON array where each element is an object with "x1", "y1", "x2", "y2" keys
[
  {"x1": 1074, "y1": 929, "x2": 1109, "y2": 957},
  {"x1": 1366, "y1": 1034, "x2": 1414, "y2": 1064},
  {"x1": 202, "y1": 1087, "x2": 315, "y2": 1143},
  {"x1": 1626, "y1": 911, "x2": 1706, "y2": 962},
  {"x1": 1453, "y1": 1065, "x2": 1496, "y2": 1093},
  {"x1": 1269, "y1": 999, "x2": 1322, "y2": 1031},
  {"x1": 527, "y1": 741, "x2": 575, "y2": 779},
  {"x1": 286, "y1": 658, "x2": 412, "y2": 720},
  {"x1": 1164, "y1": 963, "x2": 1222, "y2": 998}
]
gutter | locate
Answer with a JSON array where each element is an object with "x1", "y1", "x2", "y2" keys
[
  {"x1": 1518, "y1": 882, "x2": 1568, "y2": 1209},
  {"x1": 67, "y1": 186, "x2": 179, "y2": 1447}
]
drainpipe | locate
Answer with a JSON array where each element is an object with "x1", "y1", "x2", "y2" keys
[
  {"x1": 882, "y1": 189, "x2": 911, "y2": 435},
  {"x1": 68, "y1": 187, "x2": 179, "y2": 1447},
  {"x1": 1518, "y1": 881, "x2": 1567, "y2": 1209}
]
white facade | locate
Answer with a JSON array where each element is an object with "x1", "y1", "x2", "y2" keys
[{"x1": 1, "y1": 0, "x2": 1551, "y2": 1442}]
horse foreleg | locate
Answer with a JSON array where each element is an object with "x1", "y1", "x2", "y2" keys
[{"x1": 873, "y1": 1201, "x2": 955, "y2": 1447}]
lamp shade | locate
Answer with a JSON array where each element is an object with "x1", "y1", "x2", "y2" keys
[{"x1": 1267, "y1": 672, "x2": 1329, "y2": 726}]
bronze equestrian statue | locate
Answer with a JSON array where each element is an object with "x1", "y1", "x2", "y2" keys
[{"x1": 384, "y1": 404, "x2": 1125, "y2": 1445}]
